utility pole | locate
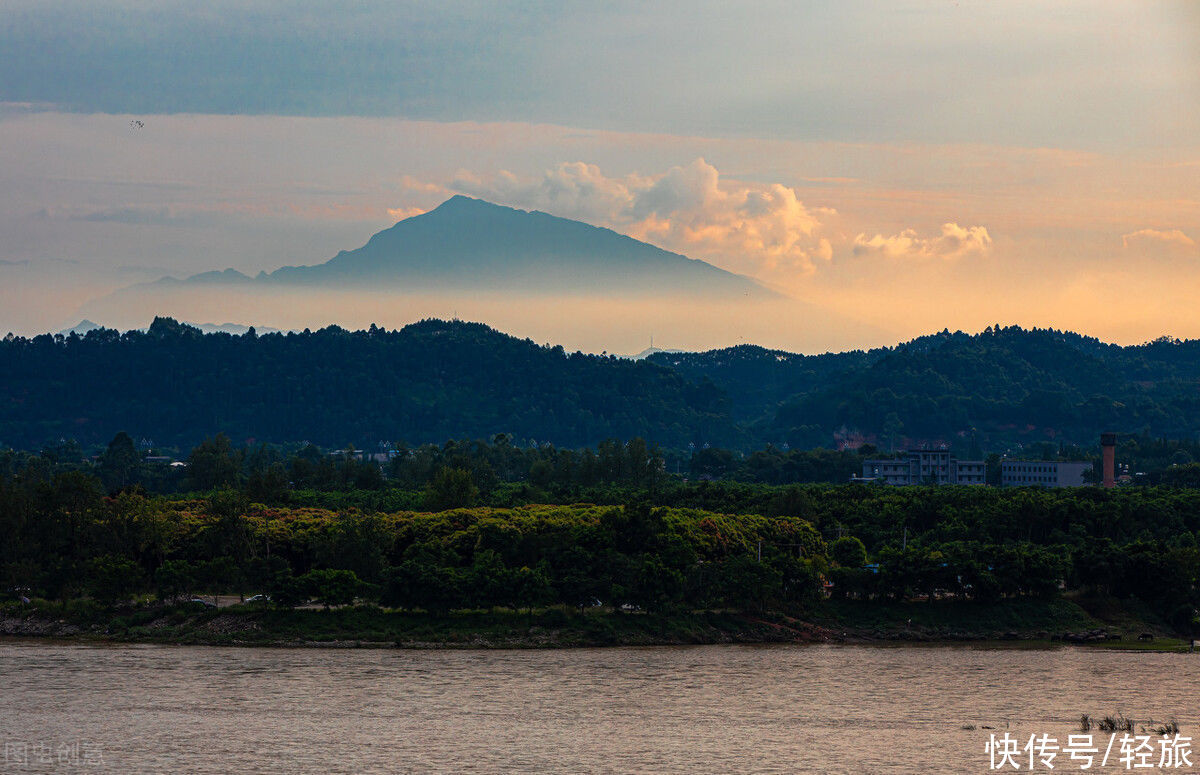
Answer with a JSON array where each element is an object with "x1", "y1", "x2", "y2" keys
[
  {"x1": 902, "y1": 526, "x2": 907, "y2": 551},
  {"x1": 757, "y1": 540, "x2": 762, "y2": 562}
]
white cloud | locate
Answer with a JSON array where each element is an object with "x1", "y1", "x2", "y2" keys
[
  {"x1": 1121, "y1": 228, "x2": 1196, "y2": 253},
  {"x1": 852, "y1": 223, "x2": 992, "y2": 261},
  {"x1": 454, "y1": 162, "x2": 638, "y2": 224},
  {"x1": 449, "y1": 158, "x2": 833, "y2": 276},
  {"x1": 385, "y1": 206, "x2": 426, "y2": 221}
]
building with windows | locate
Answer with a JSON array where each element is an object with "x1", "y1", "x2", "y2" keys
[
  {"x1": 1000, "y1": 460, "x2": 1091, "y2": 488},
  {"x1": 859, "y1": 449, "x2": 986, "y2": 486}
]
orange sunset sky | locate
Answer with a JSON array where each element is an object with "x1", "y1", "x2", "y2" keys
[{"x1": 1, "y1": 1, "x2": 1198, "y2": 353}]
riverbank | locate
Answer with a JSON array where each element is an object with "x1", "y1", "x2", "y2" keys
[
  {"x1": 811, "y1": 595, "x2": 1191, "y2": 650},
  {"x1": 1, "y1": 596, "x2": 1189, "y2": 650}
]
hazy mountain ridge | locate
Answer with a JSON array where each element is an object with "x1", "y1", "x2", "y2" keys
[
  {"x1": 648, "y1": 325, "x2": 1200, "y2": 416},
  {"x1": 58, "y1": 319, "x2": 279, "y2": 336},
  {"x1": 654, "y1": 325, "x2": 1200, "y2": 448},
  {"x1": 0, "y1": 317, "x2": 739, "y2": 450},
  {"x1": 5, "y1": 320, "x2": 1200, "y2": 452}
]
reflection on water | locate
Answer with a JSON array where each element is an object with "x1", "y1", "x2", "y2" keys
[{"x1": 1, "y1": 641, "x2": 1196, "y2": 774}]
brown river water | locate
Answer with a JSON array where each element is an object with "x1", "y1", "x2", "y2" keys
[{"x1": 1, "y1": 641, "x2": 1197, "y2": 774}]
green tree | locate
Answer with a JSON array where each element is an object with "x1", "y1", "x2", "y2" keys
[
  {"x1": 830, "y1": 536, "x2": 868, "y2": 568},
  {"x1": 512, "y1": 562, "x2": 554, "y2": 613},
  {"x1": 186, "y1": 434, "x2": 241, "y2": 491},
  {"x1": 468, "y1": 549, "x2": 515, "y2": 610},
  {"x1": 99, "y1": 431, "x2": 140, "y2": 490},
  {"x1": 423, "y1": 467, "x2": 479, "y2": 511},
  {"x1": 155, "y1": 559, "x2": 196, "y2": 601},
  {"x1": 383, "y1": 544, "x2": 467, "y2": 612},
  {"x1": 628, "y1": 554, "x2": 685, "y2": 613},
  {"x1": 197, "y1": 555, "x2": 241, "y2": 604},
  {"x1": 301, "y1": 568, "x2": 365, "y2": 609},
  {"x1": 205, "y1": 489, "x2": 251, "y2": 599},
  {"x1": 690, "y1": 447, "x2": 736, "y2": 479},
  {"x1": 87, "y1": 555, "x2": 142, "y2": 604},
  {"x1": 715, "y1": 555, "x2": 781, "y2": 611},
  {"x1": 554, "y1": 546, "x2": 606, "y2": 610},
  {"x1": 246, "y1": 462, "x2": 290, "y2": 503},
  {"x1": 268, "y1": 569, "x2": 308, "y2": 608},
  {"x1": 316, "y1": 511, "x2": 391, "y2": 584}
]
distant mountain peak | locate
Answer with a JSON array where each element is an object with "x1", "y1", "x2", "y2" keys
[
  {"x1": 58, "y1": 319, "x2": 102, "y2": 336},
  {"x1": 79, "y1": 196, "x2": 780, "y2": 323},
  {"x1": 257, "y1": 195, "x2": 777, "y2": 298},
  {"x1": 432, "y1": 194, "x2": 495, "y2": 211}
]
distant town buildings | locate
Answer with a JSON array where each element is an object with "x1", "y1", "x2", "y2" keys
[
  {"x1": 999, "y1": 460, "x2": 1091, "y2": 488},
  {"x1": 999, "y1": 432, "x2": 1108, "y2": 488},
  {"x1": 859, "y1": 449, "x2": 986, "y2": 486},
  {"x1": 859, "y1": 435, "x2": 1108, "y2": 488}
]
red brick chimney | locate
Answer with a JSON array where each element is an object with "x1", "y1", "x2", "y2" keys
[{"x1": 1100, "y1": 432, "x2": 1116, "y2": 488}]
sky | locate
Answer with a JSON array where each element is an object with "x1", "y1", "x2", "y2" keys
[{"x1": 1, "y1": 1, "x2": 1198, "y2": 352}]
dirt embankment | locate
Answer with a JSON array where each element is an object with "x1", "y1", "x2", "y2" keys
[
  {"x1": 0, "y1": 614, "x2": 86, "y2": 637},
  {"x1": 0, "y1": 601, "x2": 1183, "y2": 651}
]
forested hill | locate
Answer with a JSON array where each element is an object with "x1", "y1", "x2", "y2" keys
[
  {"x1": 4, "y1": 320, "x2": 1200, "y2": 452},
  {"x1": 649, "y1": 326, "x2": 1200, "y2": 449},
  {"x1": 0, "y1": 318, "x2": 737, "y2": 450}
]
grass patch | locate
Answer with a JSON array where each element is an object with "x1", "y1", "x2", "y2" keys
[{"x1": 1070, "y1": 593, "x2": 1174, "y2": 636}]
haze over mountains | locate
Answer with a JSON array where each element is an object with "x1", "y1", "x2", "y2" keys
[
  {"x1": 41, "y1": 198, "x2": 1200, "y2": 453},
  {"x1": 84, "y1": 195, "x2": 771, "y2": 305},
  {"x1": 58, "y1": 319, "x2": 279, "y2": 337},
  {"x1": 74, "y1": 195, "x2": 843, "y2": 353}
]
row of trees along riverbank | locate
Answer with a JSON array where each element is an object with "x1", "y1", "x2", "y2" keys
[{"x1": 3, "y1": 471, "x2": 1200, "y2": 632}]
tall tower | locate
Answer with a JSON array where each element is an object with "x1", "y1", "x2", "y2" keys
[{"x1": 1100, "y1": 432, "x2": 1117, "y2": 488}]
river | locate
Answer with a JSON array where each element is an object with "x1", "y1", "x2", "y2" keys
[{"x1": 1, "y1": 641, "x2": 1196, "y2": 774}]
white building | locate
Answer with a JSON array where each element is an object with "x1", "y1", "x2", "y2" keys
[
  {"x1": 860, "y1": 449, "x2": 986, "y2": 486},
  {"x1": 1000, "y1": 460, "x2": 1091, "y2": 488}
]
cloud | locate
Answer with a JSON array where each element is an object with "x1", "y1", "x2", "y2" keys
[
  {"x1": 1121, "y1": 228, "x2": 1197, "y2": 253},
  {"x1": 852, "y1": 223, "x2": 992, "y2": 260},
  {"x1": 452, "y1": 162, "x2": 638, "y2": 223},
  {"x1": 449, "y1": 158, "x2": 833, "y2": 276},
  {"x1": 385, "y1": 206, "x2": 426, "y2": 222}
]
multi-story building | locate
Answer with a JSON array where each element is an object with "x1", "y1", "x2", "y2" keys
[
  {"x1": 1000, "y1": 460, "x2": 1091, "y2": 488},
  {"x1": 859, "y1": 449, "x2": 986, "y2": 486}
]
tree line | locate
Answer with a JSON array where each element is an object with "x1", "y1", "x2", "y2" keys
[
  {"x1": 3, "y1": 450, "x2": 1200, "y2": 631},
  {"x1": 655, "y1": 325, "x2": 1200, "y2": 451},
  {"x1": 8, "y1": 319, "x2": 1200, "y2": 454},
  {"x1": 0, "y1": 317, "x2": 738, "y2": 451},
  {"x1": 9, "y1": 429, "x2": 1199, "y2": 510}
]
